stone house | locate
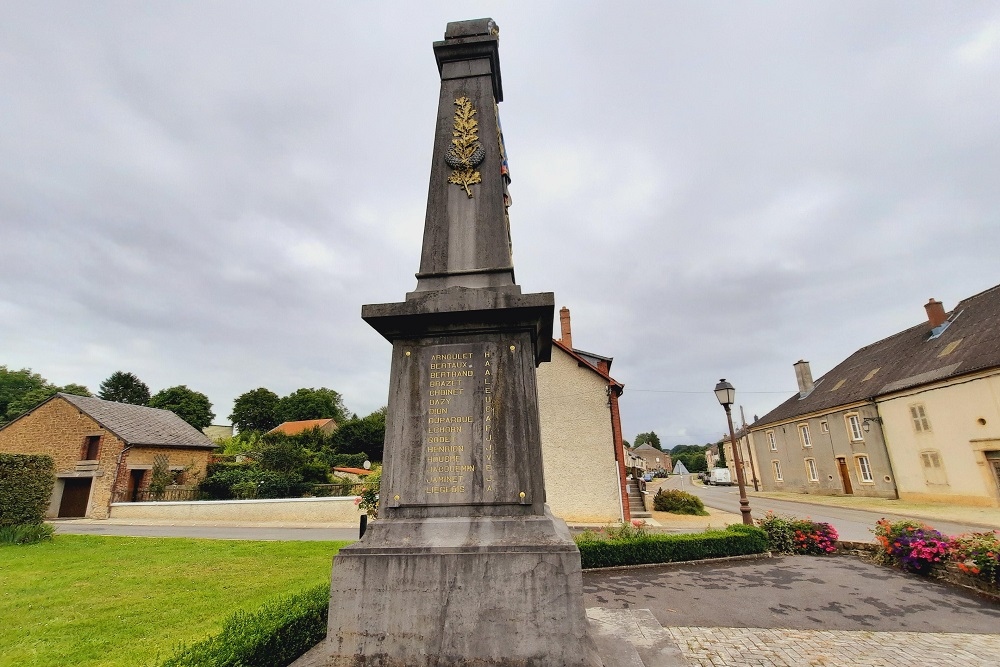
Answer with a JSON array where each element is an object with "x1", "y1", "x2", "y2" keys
[
  {"x1": 537, "y1": 307, "x2": 630, "y2": 523},
  {"x1": 750, "y1": 284, "x2": 1000, "y2": 506},
  {"x1": 0, "y1": 393, "x2": 218, "y2": 518},
  {"x1": 632, "y1": 443, "x2": 671, "y2": 474}
]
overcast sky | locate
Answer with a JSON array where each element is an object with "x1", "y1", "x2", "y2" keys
[{"x1": 3, "y1": 3, "x2": 999, "y2": 446}]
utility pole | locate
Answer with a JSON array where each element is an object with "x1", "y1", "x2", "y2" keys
[{"x1": 740, "y1": 405, "x2": 759, "y2": 492}]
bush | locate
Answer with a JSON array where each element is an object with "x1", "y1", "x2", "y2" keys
[
  {"x1": 575, "y1": 523, "x2": 768, "y2": 569},
  {"x1": 0, "y1": 522, "x2": 54, "y2": 545},
  {"x1": 0, "y1": 454, "x2": 55, "y2": 526},
  {"x1": 874, "y1": 518, "x2": 950, "y2": 575},
  {"x1": 652, "y1": 489, "x2": 708, "y2": 515},
  {"x1": 757, "y1": 512, "x2": 838, "y2": 555},
  {"x1": 951, "y1": 531, "x2": 1000, "y2": 585},
  {"x1": 160, "y1": 584, "x2": 329, "y2": 667}
]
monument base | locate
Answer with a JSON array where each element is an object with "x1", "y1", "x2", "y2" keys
[{"x1": 294, "y1": 510, "x2": 603, "y2": 667}]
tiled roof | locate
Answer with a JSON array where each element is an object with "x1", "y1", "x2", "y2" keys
[
  {"x1": 58, "y1": 393, "x2": 217, "y2": 448},
  {"x1": 268, "y1": 419, "x2": 337, "y2": 436},
  {"x1": 333, "y1": 466, "x2": 371, "y2": 476},
  {"x1": 754, "y1": 283, "x2": 1000, "y2": 428}
]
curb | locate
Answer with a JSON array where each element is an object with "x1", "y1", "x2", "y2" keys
[{"x1": 582, "y1": 551, "x2": 774, "y2": 573}]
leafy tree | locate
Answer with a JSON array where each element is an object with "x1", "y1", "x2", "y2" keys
[
  {"x1": 98, "y1": 371, "x2": 150, "y2": 405},
  {"x1": 634, "y1": 431, "x2": 662, "y2": 450},
  {"x1": 2, "y1": 378, "x2": 90, "y2": 423},
  {"x1": 716, "y1": 439, "x2": 727, "y2": 468},
  {"x1": 0, "y1": 367, "x2": 48, "y2": 423},
  {"x1": 230, "y1": 388, "x2": 281, "y2": 433},
  {"x1": 675, "y1": 451, "x2": 708, "y2": 473},
  {"x1": 331, "y1": 407, "x2": 386, "y2": 461},
  {"x1": 149, "y1": 385, "x2": 215, "y2": 431},
  {"x1": 276, "y1": 388, "x2": 349, "y2": 424}
]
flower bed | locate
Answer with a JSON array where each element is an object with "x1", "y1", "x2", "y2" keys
[
  {"x1": 870, "y1": 518, "x2": 1000, "y2": 600},
  {"x1": 756, "y1": 511, "x2": 838, "y2": 555}
]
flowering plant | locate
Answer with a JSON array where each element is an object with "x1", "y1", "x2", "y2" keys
[
  {"x1": 756, "y1": 511, "x2": 838, "y2": 555},
  {"x1": 951, "y1": 531, "x2": 1000, "y2": 585},
  {"x1": 873, "y1": 518, "x2": 950, "y2": 575},
  {"x1": 355, "y1": 466, "x2": 381, "y2": 519}
]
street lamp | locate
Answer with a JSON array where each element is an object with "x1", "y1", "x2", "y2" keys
[{"x1": 714, "y1": 379, "x2": 753, "y2": 525}]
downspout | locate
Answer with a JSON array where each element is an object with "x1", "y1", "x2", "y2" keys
[
  {"x1": 870, "y1": 397, "x2": 900, "y2": 499},
  {"x1": 608, "y1": 384, "x2": 630, "y2": 522}
]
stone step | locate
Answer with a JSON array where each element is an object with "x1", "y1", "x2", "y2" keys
[{"x1": 587, "y1": 608, "x2": 687, "y2": 667}]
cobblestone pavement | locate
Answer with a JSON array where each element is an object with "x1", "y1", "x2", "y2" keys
[{"x1": 667, "y1": 627, "x2": 1000, "y2": 666}]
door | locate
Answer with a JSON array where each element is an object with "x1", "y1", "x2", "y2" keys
[
  {"x1": 836, "y1": 457, "x2": 854, "y2": 495},
  {"x1": 127, "y1": 469, "x2": 145, "y2": 502},
  {"x1": 987, "y1": 451, "x2": 1000, "y2": 498},
  {"x1": 58, "y1": 478, "x2": 92, "y2": 517}
]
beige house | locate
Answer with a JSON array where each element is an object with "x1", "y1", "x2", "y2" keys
[
  {"x1": 537, "y1": 307, "x2": 630, "y2": 523},
  {"x1": 0, "y1": 393, "x2": 217, "y2": 518},
  {"x1": 750, "y1": 284, "x2": 1000, "y2": 507}
]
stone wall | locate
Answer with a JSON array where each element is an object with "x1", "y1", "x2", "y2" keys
[
  {"x1": 0, "y1": 397, "x2": 122, "y2": 518},
  {"x1": 537, "y1": 346, "x2": 622, "y2": 523},
  {"x1": 110, "y1": 496, "x2": 366, "y2": 524}
]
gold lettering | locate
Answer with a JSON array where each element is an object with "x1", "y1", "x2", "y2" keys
[
  {"x1": 428, "y1": 416, "x2": 474, "y2": 424},
  {"x1": 427, "y1": 436, "x2": 452, "y2": 443}
]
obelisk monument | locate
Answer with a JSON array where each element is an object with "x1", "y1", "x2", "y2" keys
[{"x1": 298, "y1": 19, "x2": 602, "y2": 666}]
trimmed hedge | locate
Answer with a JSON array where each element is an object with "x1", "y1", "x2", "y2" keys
[
  {"x1": 161, "y1": 584, "x2": 329, "y2": 667},
  {"x1": 577, "y1": 524, "x2": 768, "y2": 569},
  {"x1": 0, "y1": 454, "x2": 55, "y2": 526}
]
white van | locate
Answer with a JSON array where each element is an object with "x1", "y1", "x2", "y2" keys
[{"x1": 707, "y1": 468, "x2": 732, "y2": 486}]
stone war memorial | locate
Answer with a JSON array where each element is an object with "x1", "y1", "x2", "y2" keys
[{"x1": 295, "y1": 18, "x2": 604, "y2": 667}]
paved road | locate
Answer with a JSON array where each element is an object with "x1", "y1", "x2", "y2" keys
[
  {"x1": 585, "y1": 555, "x2": 1000, "y2": 666},
  {"x1": 662, "y1": 475, "x2": 989, "y2": 542},
  {"x1": 584, "y1": 555, "x2": 1000, "y2": 633},
  {"x1": 51, "y1": 520, "x2": 361, "y2": 541}
]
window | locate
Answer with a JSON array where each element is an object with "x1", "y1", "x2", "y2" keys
[
  {"x1": 82, "y1": 435, "x2": 101, "y2": 461},
  {"x1": 856, "y1": 455, "x2": 874, "y2": 483},
  {"x1": 920, "y1": 450, "x2": 948, "y2": 485},
  {"x1": 821, "y1": 421, "x2": 829, "y2": 433},
  {"x1": 910, "y1": 404, "x2": 931, "y2": 432},
  {"x1": 766, "y1": 430, "x2": 777, "y2": 451},
  {"x1": 798, "y1": 423, "x2": 812, "y2": 448},
  {"x1": 771, "y1": 460, "x2": 783, "y2": 481},
  {"x1": 846, "y1": 414, "x2": 863, "y2": 442},
  {"x1": 805, "y1": 458, "x2": 818, "y2": 482}
]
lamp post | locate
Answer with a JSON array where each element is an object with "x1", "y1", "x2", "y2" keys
[{"x1": 715, "y1": 379, "x2": 753, "y2": 525}]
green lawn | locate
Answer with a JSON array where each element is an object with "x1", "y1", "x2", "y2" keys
[{"x1": 0, "y1": 534, "x2": 347, "y2": 667}]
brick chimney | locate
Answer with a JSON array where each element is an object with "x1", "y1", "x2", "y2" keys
[
  {"x1": 793, "y1": 360, "x2": 814, "y2": 397},
  {"x1": 559, "y1": 307, "x2": 572, "y2": 349},
  {"x1": 925, "y1": 298, "x2": 947, "y2": 329}
]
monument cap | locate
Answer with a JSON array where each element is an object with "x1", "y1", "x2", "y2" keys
[{"x1": 444, "y1": 18, "x2": 498, "y2": 39}]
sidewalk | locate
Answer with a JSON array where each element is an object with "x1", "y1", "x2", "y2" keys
[{"x1": 747, "y1": 490, "x2": 1000, "y2": 530}]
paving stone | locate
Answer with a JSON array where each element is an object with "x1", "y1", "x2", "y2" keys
[{"x1": 665, "y1": 627, "x2": 1000, "y2": 667}]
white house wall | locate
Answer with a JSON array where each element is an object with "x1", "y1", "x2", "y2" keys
[
  {"x1": 537, "y1": 346, "x2": 622, "y2": 523},
  {"x1": 878, "y1": 372, "x2": 1000, "y2": 507}
]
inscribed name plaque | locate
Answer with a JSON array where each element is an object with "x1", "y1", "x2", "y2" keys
[{"x1": 392, "y1": 340, "x2": 522, "y2": 508}]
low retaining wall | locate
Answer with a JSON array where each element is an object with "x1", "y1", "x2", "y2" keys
[{"x1": 110, "y1": 496, "x2": 365, "y2": 525}]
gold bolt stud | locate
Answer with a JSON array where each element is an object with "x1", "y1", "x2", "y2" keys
[
  {"x1": 394, "y1": 494, "x2": 400, "y2": 501},
  {"x1": 509, "y1": 345, "x2": 515, "y2": 352},
  {"x1": 405, "y1": 351, "x2": 411, "y2": 357},
  {"x1": 519, "y1": 491, "x2": 525, "y2": 499}
]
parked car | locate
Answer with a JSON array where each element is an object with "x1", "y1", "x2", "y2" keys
[
  {"x1": 642, "y1": 472, "x2": 654, "y2": 482},
  {"x1": 707, "y1": 468, "x2": 732, "y2": 486}
]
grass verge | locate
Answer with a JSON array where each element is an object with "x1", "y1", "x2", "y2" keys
[{"x1": 0, "y1": 534, "x2": 346, "y2": 667}]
